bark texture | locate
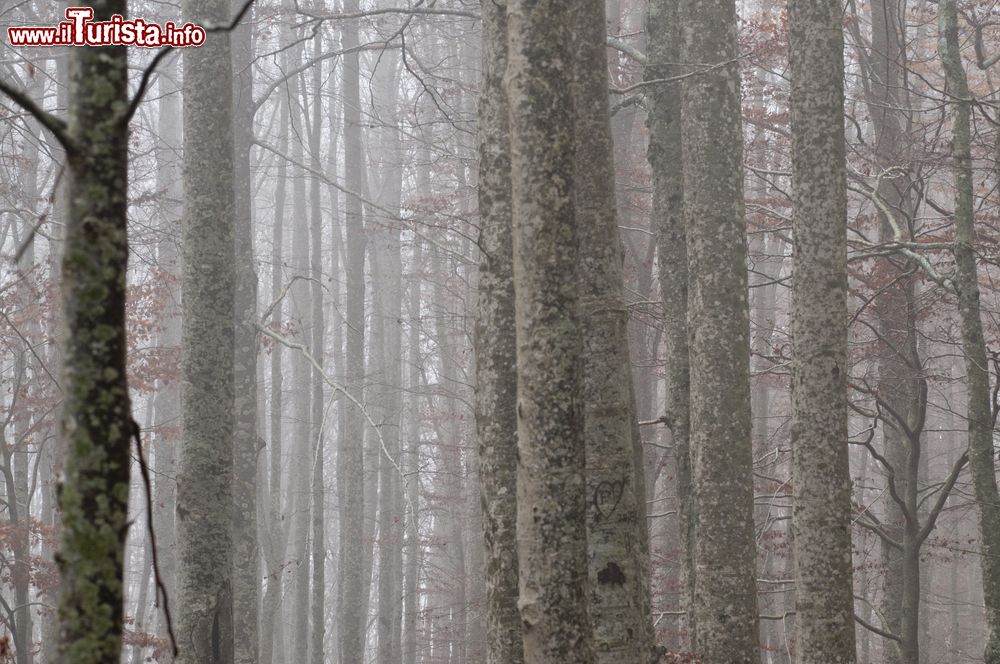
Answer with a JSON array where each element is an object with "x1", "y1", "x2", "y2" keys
[
  {"x1": 56, "y1": 0, "x2": 131, "y2": 658},
  {"x1": 572, "y1": 3, "x2": 656, "y2": 662},
  {"x1": 506, "y1": 2, "x2": 595, "y2": 662},
  {"x1": 788, "y1": 0, "x2": 857, "y2": 657},
  {"x1": 338, "y1": 0, "x2": 368, "y2": 660},
  {"x1": 937, "y1": 4, "x2": 1000, "y2": 660},
  {"x1": 646, "y1": 0, "x2": 693, "y2": 648},
  {"x1": 176, "y1": 0, "x2": 237, "y2": 657},
  {"x1": 475, "y1": 0, "x2": 523, "y2": 661},
  {"x1": 677, "y1": 0, "x2": 761, "y2": 657}
]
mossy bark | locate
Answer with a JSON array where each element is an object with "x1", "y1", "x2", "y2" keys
[{"x1": 56, "y1": 0, "x2": 131, "y2": 661}]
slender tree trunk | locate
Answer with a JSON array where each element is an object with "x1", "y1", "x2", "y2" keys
[
  {"x1": 176, "y1": 0, "x2": 237, "y2": 655},
  {"x1": 506, "y1": 1, "x2": 594, "y2": 661},
  {"x1": 338, "y1": 0, "x2": 368, "y2": 659},
  {"x1": 645, "y1": 0, "x2": 692, "y2": 649},
  {"x1": 153, "y1": 60, "x2": 182, "y2": 664},
  {"x1": 475, "y1": 0, "x2": 522, "y2": 661},
  {"x1": 938, "y1": 4, "x2": 1000, "y2": 660},
  {"x1": 232, "y1": 5, "x2": 260, "y2": 662},
  {"x1": 308, "y1": 31, "x2": 327, "y2": 664},
  {"x1": 787, "y1": 0, "x2": 857, "y2": 656},
  {"x1": 403, "y1": 239, "x2": 423, "y2": 664},
  {"x1": 56, "y1": 0, "x2": 132, "y2": 658},
  {"x1": 571, "y1": 2, "x2": 656, "y2": 662},
  {"x1": 677, "y1": 0, "x2": 760, "y2": 657},
  {"x1": 261, "y1": 91, "x2": 289, "y2": 664}
]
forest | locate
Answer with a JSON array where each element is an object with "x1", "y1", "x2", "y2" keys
[{"x1": 1, "y1": 0, "x2": 1000, "y2": 661}]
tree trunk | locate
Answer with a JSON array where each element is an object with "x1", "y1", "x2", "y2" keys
[
  {"x1": 232, "y1": 5, "x2": 259, "y2": 662},
  {"x1": 55, "y1": 0, "x2": 132, "y2": 659},
  {"x1": 176, "y1": 0, "x2": 237, "y2": 656},
  {"x1": 677, "y1": 0, "x2": 760, "y2": 656},
  {"x1": 645, "y1": 0, "x2": 692, "y2": 648},
  {"x1": 937, "y1": 3, "x2": 1000, "y2": 660},
  {"x1": 572, "y1": 2, "x2": 656, "y2": 662},
  {"x1": 787, "y1": 0, "x2": 857, "y2": 656},
  {"x1": 506, "y1": 0, "x2": 595, "y2": 660},
  {"x1": 338, "y1": 0, "x2": 368, "y2": 659},
  {"x1": 475, "y1": 0, "x2": 522, "y2": 661},
  {"x1": 308, "y1": 31, "x2": 328, "y2": 664},
  {"x1": 261, "y1": 91, "x2": 290, "y2": 664}
]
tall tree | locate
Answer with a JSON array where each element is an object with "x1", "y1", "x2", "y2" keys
[
  {"x1": 646, "y1": 0, "x2": 693, "y2": 648},
  {"x1": 0, "y1": 0, "x2": 138, "y2": 659},
  {"x1": 475, "y1": 0, "x2": 522, "y2": 661},
  {"x1": 787, "y1": 0, "x2": 857, "y2": 656},
  {"x1": 677, "y1": 0, "x2": 761, "y2": 656},
  {"x1": 937, "y1": 4, "x2": 1000, "y2": 660},
  {"x1": 232, "y1": 4, "x2": 260, "y2": 662},
  {"x1": 572, "y1": 1, "x2": 656, "y2": 661},
  {"x1": 338, "y1": 0, "x2": 369, "y2": 660},
  {"x1": 505, "y1": 1, "x2": 594, "y2": 662},
  {"x1": 175, "y1": 0, "x2": 237, "y2": 658}
]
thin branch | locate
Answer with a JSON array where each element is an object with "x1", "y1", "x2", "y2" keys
[
  {"x1": 0, "y1": 78, "x2": 72, "y2": 151},
  {"x1": 130, "y1": 421, "x2": 178, "y2": 658}
]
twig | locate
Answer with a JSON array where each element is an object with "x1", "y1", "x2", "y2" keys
[{"x1": 130, "y1": 420, "x2": 178, "y2": 658}]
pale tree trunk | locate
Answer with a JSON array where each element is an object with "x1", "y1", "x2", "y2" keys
[
  {"x1": 232, "y1": 4, "x2": 259, "y2": 662},
  {"x1": 176, "y1": 0, "x2": 237, "y2": 655},
  {"x1": 787, "y1": 0, "x2": 857, "y2": 657},
  {"x1": 645, "y1": 0, "x2": 692, "y2": 649},
  {"x1": 506, "y1": 0, "x2": 594, "y2": 661},
  {"x1": 937, "y1": 4, "x2": 1000, "y2": 660},
  {"x1": 38, "y1": 53, "x2": 68, "y2": 664},
  {"x1": 475, "y1": 0, "x2": 522, "y2": 660},
  {"x1": 338, "y1": 0, "x2": 368, "y2": 659},
  {"x1": 863, "y1": 0, "x2": 917, "y2": 655},
  {"x1": 402, "y1": 238, "x2": 423, "y2": 664},
  {"x1": 373, "y1": 43, "x2": 405, "y2": 664},
  {"x1": 55, "y1": 0, "x2": 132, "y2": 658},
  {"x1": 677, "y1": 0, "x2": 760, "y2": 656},
  {"x1": 571, "y1": 2, "x2": 656, "y2": 662},
  {"x1": 308, "y1": 31, "x2": 327, "y2": 664},
  {"x1": 261, "y1": 91, "x2": 290, "y2": 664},
  {"x1": 11, "y1": 69, "x2": 41, "y2": 664},
  {"x1": 286, "y1": 28, "x2": 312, "y2": 660},
  {"x1": 153, "y1": 60, "x2": 182, "y2": 664}
]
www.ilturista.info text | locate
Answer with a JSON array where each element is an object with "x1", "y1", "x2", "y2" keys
[{"x1": 7, "y1": 8, "x2": 206, "y2": 47}]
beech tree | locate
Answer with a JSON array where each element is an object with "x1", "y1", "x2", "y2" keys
[
  {"x1": 787, "y1": 0, "x2": 857, "y2": 657},
  {"x1": 175, "y1": 0, "x2": 237, "y2": 659},
  {"x1": 506, "y1": 1, "x2": 594, "y2": 662},
  {"x1": 677, "y1": 0, "x2": 761, "y2": 657}
]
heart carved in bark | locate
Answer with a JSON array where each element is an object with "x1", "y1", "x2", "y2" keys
[{"x1": 593, "y1": 479, "x2": 624, "y2": 521}]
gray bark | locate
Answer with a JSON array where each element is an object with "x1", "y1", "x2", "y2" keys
[
  {"x1": 787, "y1": 0, "x2": 857, "y2": 656},
  {"x1": 338, "y1": 0, "x2": 368, "y2": 659},
  {"x1": 475, "y1": 0, "x2": 522, "y2": 661},
  {"x1": 176, "y1": 0, "x2": 237, "y2": 655},
  {"x1": 232, "y1": 4, "x2": 260, "y2": 662},
  {"x1": 677, "y1": 0, "x2": 761, "y2": 656},
  {"x1": 505, "y1": 0, "x2": 595, "y2": 661},
  {"x1": 937, "y1": 4, "x2": 1000, "y2": 660},
  {"x1": 572, "y1": 2, "x2": 656, "y2": 662},
  {"x1": 645, "y1": 0, "x2": 692, "y2": 649}
]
